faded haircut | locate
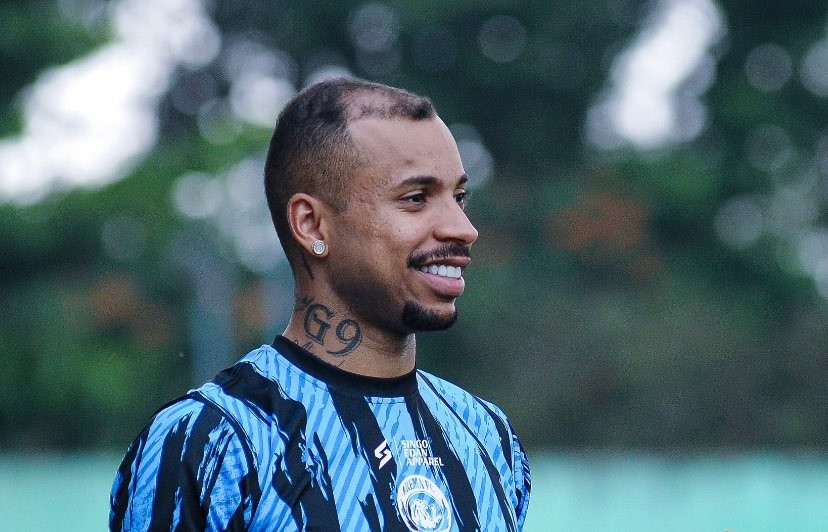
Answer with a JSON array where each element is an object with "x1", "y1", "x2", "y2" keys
[{"x1": 264, "y1": 77, "x2": 436, "y2": 265}]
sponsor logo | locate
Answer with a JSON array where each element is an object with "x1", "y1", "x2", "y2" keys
[
  {"x1": 375, "y1": 438, "x2": 446, "y2": 471},
  {"x1": 400, "y1": 439, "x2": 444, "y2": 467},
  {"x1": 374, "y1": 439, "x2": 393, "y2": 470},
  {"x1": 396, "y1": 474, "x2": 452, "y2": 532}
]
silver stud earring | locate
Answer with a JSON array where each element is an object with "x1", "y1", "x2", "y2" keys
[{"x1": 311, "y1": 240, "x2": 327, "y2": 256}]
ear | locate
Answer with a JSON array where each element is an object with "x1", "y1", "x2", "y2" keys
[{"x1": 287, "y1": 193, "x2": 330, "y2": 258}]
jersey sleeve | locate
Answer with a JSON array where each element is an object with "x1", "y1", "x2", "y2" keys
[
  {"x1": 510, "y1": 420, "x2": 532, "y2": 530},
  {"x1": 109, "y1": 398, "x2": 257, "y2": 531}
]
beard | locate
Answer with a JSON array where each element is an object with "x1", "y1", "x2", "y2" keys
[{"x1": 401, "y1": 300, "x2": 458, "y2": 331}]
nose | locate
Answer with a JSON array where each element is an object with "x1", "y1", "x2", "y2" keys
[{"x1": 434, "y1": 199, "x2": 478, "y2": 246}]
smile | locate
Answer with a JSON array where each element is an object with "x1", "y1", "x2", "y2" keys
[{"x1": 418, "y1": 264, "x2": 462, "y2": 279}]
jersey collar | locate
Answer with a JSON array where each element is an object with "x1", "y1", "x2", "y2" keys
[{"x1": 272, "y1": 335, "x2": 419, "y2": 398}]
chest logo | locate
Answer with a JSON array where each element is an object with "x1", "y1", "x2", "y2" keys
[
  {"x1": 396, "y1": 474, "x2": 452, "y2": 532},
  {"x1": 374, "y1": 439, "x2": 393, "y2": 469}
]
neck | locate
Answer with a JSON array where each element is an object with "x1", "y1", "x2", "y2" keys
[{"x1": 282, "y1": 295, "x2": 417, "y2": 378}]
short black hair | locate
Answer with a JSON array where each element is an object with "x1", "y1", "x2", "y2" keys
[{"x1": 264, "y1": 77, "x2": 436, "y2": 266}]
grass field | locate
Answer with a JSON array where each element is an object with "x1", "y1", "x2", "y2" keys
[{"x1": 1, "y1": 451, "x2": 826, "y2": 531}]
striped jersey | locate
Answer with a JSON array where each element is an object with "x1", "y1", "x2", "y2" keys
[{"x1": 110, "y1": 336, "x2": 531, "y2": 531}]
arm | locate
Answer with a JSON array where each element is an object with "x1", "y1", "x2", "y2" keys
[{"x1": 110, "y1": 399, "x2": 257, "y2": 531}]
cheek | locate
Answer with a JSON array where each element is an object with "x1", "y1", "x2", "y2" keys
[
  {"x1": 364, "y1": 214, "x2": 406, "y2": 243},
  {"x1": 344, "y1": 207, "x2": 426, "y2": 256}
]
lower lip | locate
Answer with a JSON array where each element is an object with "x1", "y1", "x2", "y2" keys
[{"x1": 416, "y1": 270, "x2": 465, "y2": 298}]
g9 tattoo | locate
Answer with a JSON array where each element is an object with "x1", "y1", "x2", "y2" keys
[{"x1": 301, "y1": 302, "x2": 362, "y2": 356}]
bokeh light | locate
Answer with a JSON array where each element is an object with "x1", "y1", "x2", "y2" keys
[
  {"x1": 745, "y1": 124, "x2": 794, "y2": 174},
  {"x1": 714, "y1": 195, "x2": 764, "y2": 249},
  {"x1": 347, "y1": 3, "x2": 400, "y2": 54},
  {"x1": 800, "y1": 40, "x2": 828, "y2": 97},
  {"x1": 478, "y1": 15, "x2": 527, "y2": 64},
  {"x1": 586, "y1": 0, "x2": 724, "y2": 150},
  {"x1": 744, "y1": 43, "x2": 793, "y2": 92},
  {"x1": 450, "y1": 123, "x2": 494, "y2": 188}
]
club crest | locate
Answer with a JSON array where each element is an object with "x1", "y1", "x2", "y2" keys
[{"x1": 396, "y1": 474, "x2": 452, "y2": 532}]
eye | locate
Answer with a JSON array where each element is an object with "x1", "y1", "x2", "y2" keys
[
  {"x1": 455, "y1": 190, "x2": 470, "y2": 209},
  {"x1": 402, "y1": 192, "x2": 426, "y2": 205}
]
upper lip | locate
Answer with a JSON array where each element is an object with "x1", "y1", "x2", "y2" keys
[
  {"x1": 415, "y1": 257, "x2": 471, "y2": 268},
  {"x1": 408, "y1": 243, "x2": 472, "y2": 269}
]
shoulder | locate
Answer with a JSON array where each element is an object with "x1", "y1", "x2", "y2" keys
[
  {"x1": 117, "y1": 392, "x2": 255, "y2": 483},
  {"x1": 110, "y1": 394, "x2": 257, "y2": 530},
  {"x1": 416, "y1": 369, "x2": 512, "y2": 426},
  {"x1": 145, "y1": 393, "x2": 227, "y2": 434},
  {"x1": 109, "y1": 346, "x2": 283, "y2": 531},
  {"x1": 146, "y1": 393, "x2": 240, "y2": 445},
  {"x1": 143, "y1": 345, "x2": 275, "y2": 450}
]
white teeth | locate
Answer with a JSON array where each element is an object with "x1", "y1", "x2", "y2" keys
[{"x1": 419, "y1": 264, "x2": 462, "y2": 278}]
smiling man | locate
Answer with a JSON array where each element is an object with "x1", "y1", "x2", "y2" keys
[{"x1": 110, "y1": 78, "x2": 531, "y2": 531}]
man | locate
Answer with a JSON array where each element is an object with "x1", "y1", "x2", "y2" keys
[{"x1": 110, "y1": 77, "x2": 531, "y2": 531}]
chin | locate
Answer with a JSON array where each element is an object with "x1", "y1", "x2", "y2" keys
[{"x1": 401, "y1": 301, "x2": 458, "y2": 331}]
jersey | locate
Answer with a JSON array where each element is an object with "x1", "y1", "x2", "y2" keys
[{"x1": 110, "y1": 336, "x2": 531, "y2": 531}]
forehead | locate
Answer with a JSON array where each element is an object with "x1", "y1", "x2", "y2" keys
[{"x1": 347, "y1": 117, "x2": 464, "y2": 188}]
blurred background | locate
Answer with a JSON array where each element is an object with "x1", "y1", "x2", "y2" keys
[{"x1": 1, "y1": 0, "x2": 827, "y2": 529}]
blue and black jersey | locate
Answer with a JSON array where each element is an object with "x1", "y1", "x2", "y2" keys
[{"x1": 110, "y1": 336, "x2": 531, "y2": 531}]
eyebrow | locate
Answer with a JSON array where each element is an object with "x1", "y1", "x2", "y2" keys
[{"x1": 396, "y1": 174, "x2": 468, "y2": 188}]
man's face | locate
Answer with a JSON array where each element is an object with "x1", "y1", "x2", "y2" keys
[{"x1": 325, "y1": 116, "x2": 478, "y2": 335}]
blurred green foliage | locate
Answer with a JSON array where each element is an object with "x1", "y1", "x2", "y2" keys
[{"x1": 1, "y1": 0, "x2": 827, "y2": 451}]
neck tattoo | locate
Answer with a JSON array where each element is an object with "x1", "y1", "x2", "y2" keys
[{"x1": 295, "y1": 298, "x2": 363, "y2": 357}]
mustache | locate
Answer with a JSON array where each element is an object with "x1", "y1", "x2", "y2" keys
[{"x1": 408, "y1": 244, "x2": 471, "y2": 268}]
